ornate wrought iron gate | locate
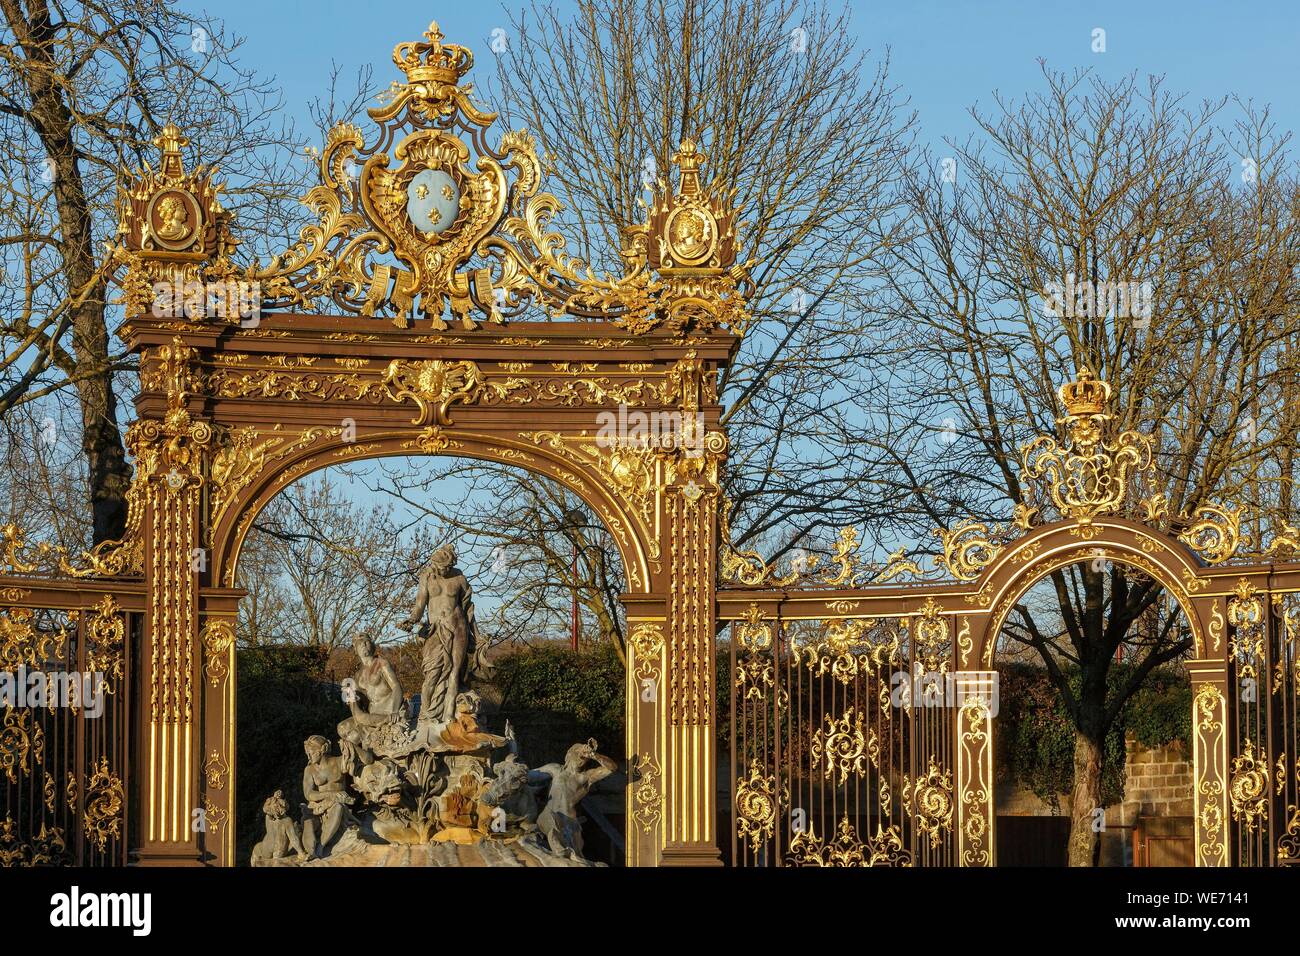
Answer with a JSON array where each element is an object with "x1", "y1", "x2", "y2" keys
[
  {"x1": 3, "y1": 22, "x2": 1300, "y2": 870},
  {"x1": 726, "y1": 600, "x2": 958, "y2": 866},
  {"x1": 0, "y1": 572, "x2": 135, "y2": 865},
  {"x1": 720, "y1": 371, "x2": 1300, "y2": 867}
]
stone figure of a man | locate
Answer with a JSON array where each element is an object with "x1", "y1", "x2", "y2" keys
[
  {"x1": 528, "y1": 739, "x2": 617, "y2": 861},
  {"x1": 399, "y1": 543, "x2": 476, "y2": 724}
]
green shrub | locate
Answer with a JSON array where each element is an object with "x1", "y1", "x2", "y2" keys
[
  {"x1": 235, "y1": 645, "x2": 347, "y2": 864},
  {"x1": 995, "y1": 661, "x2": 1190, "y2": 809},
  {"x1": 490, "y1": 642, "x2": 625, "y2": 765}
]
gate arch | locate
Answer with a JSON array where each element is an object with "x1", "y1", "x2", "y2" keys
[
  {"x1": 969, "y1": 517, "x2": 1211, "y2": 666},
  {"x1": 957, "y1": 517, "x2": 1218, "y2": 866},
  {"x1": 211, "y1": 433, "x2": 655, "y2": 598}
]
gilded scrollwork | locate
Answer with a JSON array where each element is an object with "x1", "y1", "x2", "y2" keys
[
  {"x1": 1178, "y1": 503, "x2": 1243, "y2": 564},
  {"x1": 1019, "y1": 367, "x2": 1156, "y2": 536},
  {"x1": 721, "y1": 516, "x2": 929, "y2": 590},
  {"x1": 733, "y1": 605, "x2": 774, "y2": 701},
  {"x1": 86, "y1": 595, "x2": 125, "y2": 693},
  {"x1": 83, "y1": 756, "x2": 124, "y2": 852},
  {"x1": 957, "y1": 692, "x2": 993, "y2": 866},
  {"x1": 903, "y1": 757, "x2": 954, "y2": 849},
  {"x1": 401, "y1": 426, "x2": 464, "y2": 454},
  {"x1": 630, "y1": 752, "x2": 662, "y2": 835},
  {"x1": 810, "y1": 707, "x2": 869, "y2": 785},
  {"x1": 786, "y1": 816, "x2": 910, "y2": 867},
  {"x1": 735, "y1": 758, "x2": 776, "y2": 852},
  {"x1": 383, "y1": 359, "x2": 483, "y2": 425},
  {"x1": 209, "y1": 424, "x2": 342, "y2": 535},
  {"x1": 0, "y1": 817, "x2": 69, "y2": 867},
  {"x1": 1228, "y1": 740, "x2": 1269, "y2": 832},
  {"x1": 1227, "y1": 579, "x2": 1264, "y2": 679},
  {"x1": 0, "y1": 709, "x2": 44, "y2": 783},
  {"x1": 1193, "y1": 682, "x2": 1228, "y2": 866},
  {"x1": 524, "y1": 430, "x2": 663, "y2": 560},
  {"x1": 629, "y1": 622, "x2": 664, "y2": 685},
  {"x1": 934, "y1": 519, "x2": 1003, "y2": 582},
  {"x1": 112, "y1": 23, "x2": 749, "y2": 336},
  {"x1": 912, "y1": 598, "x2": 951, "y2": 674},
  {"x1": 202, "y1": 619, "x2": 236, "y2": 687},
  {"x1": 204, "y1": 750, "x2": 230, "y2": 791},
  {"x1": 0, "y1": 606, "x2": 68, "y2": 671}
]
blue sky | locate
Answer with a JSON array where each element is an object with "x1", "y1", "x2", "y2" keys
[
  {"x1": 212, "y1": 1, "x2": 1300, "y2": 160},
  {"x1": 191, "y1": 0, "x2": 1300, "y2": 622}
]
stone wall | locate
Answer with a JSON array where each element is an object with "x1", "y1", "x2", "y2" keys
[
  {"x1": 995, "y1": 734, "x2": 1192, "y2": 865},
  {"x1": 1118, "y1": 738, "x2": 1193, "y2": 823}
]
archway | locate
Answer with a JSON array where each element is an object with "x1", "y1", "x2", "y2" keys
[
  {"x1": 953, "y1": 519, "x2": 1224, "y2": 867},
  {"x1": 226, "y1": 451, "x2": 636, "y2": 865},
  {"x1": 985, "y1": 552, "x2": 1198, "y2": 866},
  {"x1": 103, "y1": 21, "x2": 746, "y2": 867}
]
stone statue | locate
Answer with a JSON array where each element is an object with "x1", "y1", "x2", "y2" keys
[
  {"x1": 336, "y1": 632, "x2": 405, "y2": 763},
  {"x1": 437, "y1": 691, "x2": 509, "y2": 752},
  {"x1": 253, "y1": 537, "x2": 622, "y2": 867},
  {"x1": 250, "y1": 790, "x2": 306, "y2": 864},
  {"x1": 528, "y1": 739, "x2": 617, "y2": 861},
  {"x1": 300, "y1": 735, "x2": 354, "y2": 857},
  {"x1": 482, "y1": 754, "x2": 538, "y2": 833},
  {"x1": 399, "y1": 543, "x2": 476, "y2": 724}
]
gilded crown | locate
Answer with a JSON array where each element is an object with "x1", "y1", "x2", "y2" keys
[
  {"x1": 1058, "y1": 366, "x2": 1111, "y2": 418},
  {"x1": 393, "y1": 22, "x2": 473, "y2": 86}
]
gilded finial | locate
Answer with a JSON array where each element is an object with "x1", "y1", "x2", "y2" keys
[
  {"x1": 672, "y1": 139, "x2": 705, "y2": 197},
  {"x1": 393, "y1": 21, "x2": 473, "y2": 86},
  {"x1": 153, "y1": 123, "x2": 189, "y2": 182}
]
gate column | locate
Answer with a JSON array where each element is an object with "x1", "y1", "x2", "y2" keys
[
  {"x1": 954, "y1": 671, "x2": 996, "y2": 867},
  {"x1": 130, "y1": 341, "x2": 213, "y2": 866},
  {"x1": 658, "y1": 480, "x2": 721, "y2": 866},
  {"x1": 1188, "y1": 657, "x2": 1230, "y2": 866}
]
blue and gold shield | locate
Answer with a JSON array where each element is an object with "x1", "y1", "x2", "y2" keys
[{"x1": 406, "y1": 168, "x2": 460, "y2": 236}]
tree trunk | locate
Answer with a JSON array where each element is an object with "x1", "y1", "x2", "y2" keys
[
  {"x1": 76, "y1": 366, "x2": 132, "y2": 544},
  {"x1": 1067, "y1": 730, "x2": 1104, "y2": 866},
  {"x1": 3, "y1": 0, "x2": 133, "y2": 544}
]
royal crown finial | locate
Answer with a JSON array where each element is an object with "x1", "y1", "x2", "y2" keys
[
  {"x1": 393, "y1": 21, "x2": 473, "y2": 87},
  {"x1": 1059, "y1": 366, "x2": 1111, "y2": 419}
]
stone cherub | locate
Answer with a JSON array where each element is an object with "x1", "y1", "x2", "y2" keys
[
  {"x1": 250, "y1": 790, "x2": 306, "y2": 865},
  {"x1": 399, "y1": 543, "x2": 476, "y2": 724},
  {"x1": 300, "y1": 735, "x2": 355, "y2": 858},
  {"x1": 528, "y1": 739, "x2": 617, "y2": 861},
  {"x1": 336, "y1": 632, "x2": 406, "y2": 763}
]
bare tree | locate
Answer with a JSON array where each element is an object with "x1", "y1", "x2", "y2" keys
[
  {"x1": 868, "y1": 66, "x2": 1300, "y2": 864},
  {"x1": 236, "y1": 472, "x2": 431, "y2": 650},
  {"x1": 0, "y1": 0, "x2": 308, "y2": 543}
]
